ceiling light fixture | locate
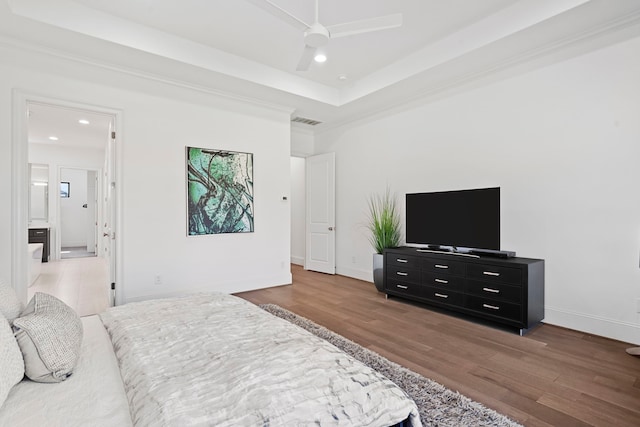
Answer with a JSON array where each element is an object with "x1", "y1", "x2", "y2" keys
[
  {"x1": 78, "y1": 119, "x2": 90, "y2": 125},
  {"x1": 314, "y1": 54, "x2": 327, "y2": 63},
  {"x1": 48, "y1": 136, "x2": 59, "y2": 141}
]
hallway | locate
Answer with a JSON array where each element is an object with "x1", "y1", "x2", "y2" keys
[{"x1": 28, "y1": 256, "x2": 110, "y2": 317}]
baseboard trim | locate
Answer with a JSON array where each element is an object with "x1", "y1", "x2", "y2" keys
[
  {"x1": 544, "y1": 306, "x2": 640, "y2": 345},
  {"x1": 123, "y1": 273, "x2": 293, "y2": 304},
  {"x1": 336, "y1": 266, "x2": 372, "y2": 283},
  {"x1": 290, "y1": 256, "x2": 304, "y2": 266}
]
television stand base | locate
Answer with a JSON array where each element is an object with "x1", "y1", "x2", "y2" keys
[{"x1": 383, "y1": 247, "x2": 544, "y2": 334}]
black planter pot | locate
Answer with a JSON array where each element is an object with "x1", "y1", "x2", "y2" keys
[{"x1": 372, "y1": 253, "x2": 384, "y2": 292}]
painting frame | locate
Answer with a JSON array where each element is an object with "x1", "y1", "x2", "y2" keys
[{"x1": 186, "y1": 146, "x2": 254, "y2": 236}]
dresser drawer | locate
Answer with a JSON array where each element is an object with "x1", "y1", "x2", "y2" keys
[
  {"x1": 465, "y1": 295, "x2": 522, "y2": 321},
  {"x1": 421, "y1": 287, "x2": 464, "y2": 306},
  {"x1": 466, "y1": 280, "x2": 522, "y2": 303},
  {"x1": 385, "y1": 281, "x2": 423, "y2": 298},
  {"x1": 387, "y1": 265, "x2": 421, "y2": 285},
  {"x1": 466, "y1": 263, "x2": 521, "y2": 285},
  {"x1": 387, "y1": 254, "x2": 421, "y2": 269},
  {"x1": 422, "y1": 272, "x2": 464, "y2": 291},
  {"x1": 422, "y1": 258, "x2": 466, "y2": 276}
]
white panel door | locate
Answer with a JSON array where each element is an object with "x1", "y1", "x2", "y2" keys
[{"x1": 305, "y1": 152, "x2": 335, "y2": 274}]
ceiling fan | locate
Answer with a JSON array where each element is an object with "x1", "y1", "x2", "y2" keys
[{"x1": 247, "y1": 0, "x2": 402, "y2": 71}]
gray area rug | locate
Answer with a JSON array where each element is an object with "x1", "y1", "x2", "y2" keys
[{"x1": 260, "y1": 304, "x2": 523, "y2": 427}]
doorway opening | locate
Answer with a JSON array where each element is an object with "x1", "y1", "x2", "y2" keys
[
  {"x1": 17, "y1": 96, "x2": 120, "y2": 314},
  {"x1": 59, "y1": 168, "x2": 99, "y2": 259}
]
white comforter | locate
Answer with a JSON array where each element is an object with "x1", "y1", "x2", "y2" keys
[{"x1": 100, "y1": 293, "x2": 421, "y2": 427}]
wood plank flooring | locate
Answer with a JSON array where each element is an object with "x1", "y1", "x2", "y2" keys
[
  {"x1": 28, "y1": 256, "x2": 109, "y2": 316},
  {"x1": 236, "y1": 265, "x2": 640, "y2": 427}
]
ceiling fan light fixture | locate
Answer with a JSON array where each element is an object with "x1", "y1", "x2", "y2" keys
[{"x1": 253, "y1": 0, "x2": 402, "y2": 71}]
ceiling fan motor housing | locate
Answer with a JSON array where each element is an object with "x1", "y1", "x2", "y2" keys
[{"x1": 304, "y1": 23, "x2": 330, "y2": 47}]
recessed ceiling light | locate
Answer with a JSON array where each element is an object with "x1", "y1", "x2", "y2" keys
[
  {"x1": 48, "y1": 136, "x2": 59, "y2": 141},
  {"x1": 314, "y1": 54, "x2": 327, "y2": 63},
  {"x1": 78, "y1": 119, "x2": 90, "y2": 125}
]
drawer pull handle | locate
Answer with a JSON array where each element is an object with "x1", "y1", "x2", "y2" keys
[
  {"x1": 483, "y1": 271, "x2": 500, "y2": 277},
  {"x1": 396, "y1": 272, "x2": 408, "y2": 276},
  {"x1": 483, "y1": 304, "x2": 500, "y2": 310},
  {"x1": 396, "y1": 284, "x2": 408, "y2": 290},
  {"x1": 435, "y1": 293, "x2": 448, "y2": 299},
  {"x1": 482, "y1": 287, "x2": 500, "y2": 294},
  {"x1": 396, "y1": 258, "x2": 408, "y2": 263},
  {"x1": 435, "y1": 264, "x2": 449, "y2": 269},
  {"x1": 435, "y1": 279, "x2": 448, "y2": 284}
]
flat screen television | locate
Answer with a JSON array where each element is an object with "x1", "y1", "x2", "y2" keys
[{"x1": 405, "y1": 187, "x2": 500, "y2": 251}]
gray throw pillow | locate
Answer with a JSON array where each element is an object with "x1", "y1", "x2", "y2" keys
[
  {"x1": 13, "y1": 293, "x2": 83, "y2": 383},
  {"x1": 0, "y1": 280, "x2": 24, "y2": 325},
  {"x1": 0, "y1": 312, "x2": 25, "y2": 408}
]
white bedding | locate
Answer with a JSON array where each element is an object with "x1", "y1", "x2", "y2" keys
[
  {"x1": 0, "y1": 315, "x2": 132, "y2": 427},
  {"x1": 100, "y1": 293, "x2": 422, "y2": 427}
]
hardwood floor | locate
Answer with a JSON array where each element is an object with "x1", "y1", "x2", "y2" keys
[{"x1": 236, "y1": 265, "x2": 640, "y2": 427}]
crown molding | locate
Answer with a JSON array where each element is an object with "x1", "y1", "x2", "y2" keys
[
  {"x1": 0, "y1": 35, "x2": 296, "y2": 117},
  {"x1": 314, "y1": 4, "x2": 640, "y2": 135}
]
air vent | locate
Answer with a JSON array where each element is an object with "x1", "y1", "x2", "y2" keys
[{"x1": 291, "y1": 116, "x2": 322, "y2": 126}]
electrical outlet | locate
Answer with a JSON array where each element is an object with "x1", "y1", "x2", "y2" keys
[{"x1": 154, "y1": 275, "x2": 162, "y2": 285}]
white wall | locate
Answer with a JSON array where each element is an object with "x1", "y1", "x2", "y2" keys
[
  {"x1": 1, "y1": 43, "x2": 292, "y2": 303},
  {"x1": 291, "y1": 126, "x2": 315, "y2": 157},
  {"x1": 315, "y1": 36, "x2": 640, "y2": 344},
  {"x1": 290, "y1": 157, "x2": 306, "y2": 266},
  {"x1": 60, "y1": 168, "x2": 88, "y2": 247}
]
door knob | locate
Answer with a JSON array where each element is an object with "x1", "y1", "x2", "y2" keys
[
  {"x1": 103, "y1": 233, "x2": 110, "y2": 237},
  {"x1": 328, "y1": 227, "x2": 334, "y2": 231}
]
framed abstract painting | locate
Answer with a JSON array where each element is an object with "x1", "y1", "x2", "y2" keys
[{"x1": 186, "y1": 146, "x2": 254, "y2": 235}]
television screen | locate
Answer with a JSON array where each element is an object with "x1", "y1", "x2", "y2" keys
[{"x1": 405, "y1": 187, "x2": 500, "y2": 250}]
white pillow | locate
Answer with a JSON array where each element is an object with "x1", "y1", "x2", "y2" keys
[
  {"x1": 0, "y1": 312, "x2": 24, "y2": 408},
  {"x1": 0, "y1": 280, "x2": 24, "y2": 325},
  {"x1": 13, "y1": 293, "x2": 83, "y2": 383}
]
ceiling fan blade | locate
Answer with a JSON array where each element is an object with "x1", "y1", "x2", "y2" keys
[
  {"x1": 245, "y1": 0, "x2": 310, "y2": 31},
  {"x1": 296, "y1": 45, "x2": 317, "y2": 71},
  {"x1": 327, "y1": 13, "x2": 402, "y2": 38}
]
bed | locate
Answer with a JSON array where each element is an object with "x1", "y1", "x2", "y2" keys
[{"x1": 1, "y1": 292, "x2": 421, "y2": 427}]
